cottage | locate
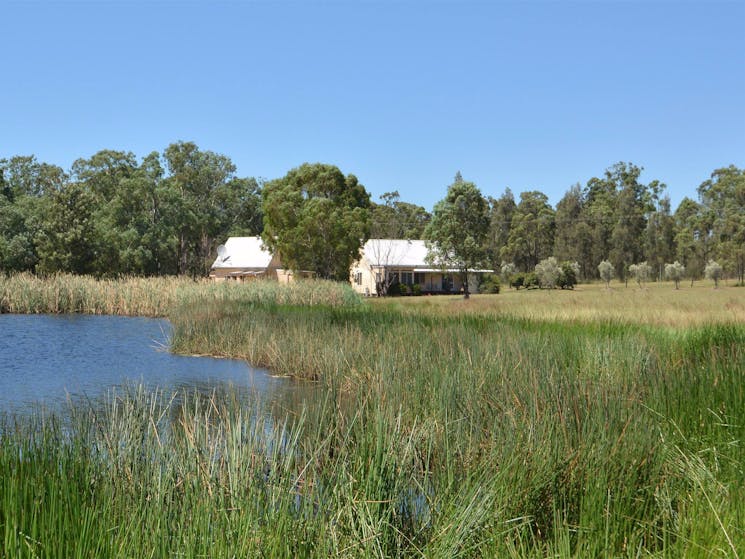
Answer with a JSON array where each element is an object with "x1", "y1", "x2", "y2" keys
[
  {"x1": 210, "y1": 236, "x2": 315, "y2": 282},
  {"x1": 350, "y1": 239, "x2": 492, "y2": 296},
  {"x1": 210, "y1": 237, "x2": 279, "y2": 281}
]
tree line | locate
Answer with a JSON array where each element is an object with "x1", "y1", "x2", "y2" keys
[{"x1": 2, "y1": 145, "x2": 743, "y2": 284}]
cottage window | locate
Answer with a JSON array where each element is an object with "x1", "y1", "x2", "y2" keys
[
  {"x1": 354, "y1": 272, "x2": 362, "y2": 285},
  {"x1": 400, "y1": 271, "x2": 413, "y2": 286},
  {"x1": 414, "y1": 272, "x2": 425, "y2": 285}
]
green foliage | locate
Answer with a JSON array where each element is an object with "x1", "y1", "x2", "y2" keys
[
  {"x1": 500, "y1": 190, "x2": 555, "y2": 272},
  {"x1": 511, "y1": 272, "x2": 525, "y2": 290},
  {"x1": 557, "y1": 261, "x2": 578, "y2": 289},
  {"x1": 478, "y1": 273, "x2": 500, "y2": 294},
  {"x1": 486, "y1": 188, "x2": 516, "y2": 267},
  {"x1": 369, "y1": 190, "x2": 430, "y2": 239},
  {"x1": 698, "y1": 166, "x2": 745, "y2": 285},
  {"x1": 424, "y1": 175, "x2": 490, "y2": 299},
  {"x1": 523, "y1": 271, "x2": 539, "y2": 289},
  {"x1": 554, "y1": 184, "x2": 592, "y2": 280},
  {"x1": 261, "y1": 163, "x2": 370, "y2": 281}
]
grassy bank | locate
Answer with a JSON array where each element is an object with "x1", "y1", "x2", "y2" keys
[{"x1": 2, "y1": 277, "x2": 744, "y2": 556}]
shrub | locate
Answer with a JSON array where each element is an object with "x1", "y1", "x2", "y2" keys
[
  {"x1": 629, "y1": 262, "x2": 652, "y2": 288},
  {"x1": 664, "y1": 261, "x2": 685, "y2": 290},
  {"x1": 558, "y1": 261, "x2": 578, "y2": 289},
  {"x1": 412, "y1": 283, "x2": 422, "y2": 296},
  {"x1": 705, "y1": 260, "x2": 723, "y2": 288},
  {"x1": 598, "y1": 260, "x2": 614, "y2": 288},
  {"x1": 535, "y1": 257, "x2": 560, "y2": 289},
  {"x1": 479, "y1": 274, "x2": 501, "y2": 294},
  {"x1": 524, "y1": 272, "x2": 539, "y2": 289}
]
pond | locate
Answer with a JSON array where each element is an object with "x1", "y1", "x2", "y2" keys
[{"x1": 0, "y1": 314, "x2": 311, "y2": 416}]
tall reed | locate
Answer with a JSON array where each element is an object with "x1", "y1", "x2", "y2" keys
[
  {"x1": 0, "y1": 274, "x2": 361, "y2": 316},
  {"x1": 167, "y1": 296, "x2": 745, "y2": 556}
]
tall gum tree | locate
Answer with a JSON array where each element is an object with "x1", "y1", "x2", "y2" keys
[
  {"x1": 500, "y1": 190, "x2": 555, "y2": 272},
  {"x1": 698, "y1": 165, "x2": 745, "y2": 284},
  {"x1": 424, "y1": 175, "x2": 490, "y2": 299}
]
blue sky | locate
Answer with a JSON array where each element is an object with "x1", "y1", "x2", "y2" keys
[{"x1": 2, "y1": 1, "x2": 743, "y2": 212}]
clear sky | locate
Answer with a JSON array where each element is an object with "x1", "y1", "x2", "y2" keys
[{"x1": 2, "y1": 0, "x2": 743, "y2": 212}]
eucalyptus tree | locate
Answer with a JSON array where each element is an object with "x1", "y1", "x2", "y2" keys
[
  {"x1": 607, "y1": 164, "x2": 656, "y2": 282},
  {"x1": 697, "y1": 165, "x2": 745, "y2": 284},
  {"x1": 36, "y1": 182, "x2": 99, "y2": 275},
  {"x1": 70, "y1": 150, "x2": 139, "y2": 275},
  {"x1": 674, "y1": 197, "x2": 709, "y2": 282},
  {"x1": 369, "y1": 191, "x2": 430, "y2": 239},
  {"x1": 163, "y1": 142, "x2": 248, "y2": 276},
  {"x1": 424, "y1": 175, "x2": 490, "y2": 299},
  {"x1": 486, "y1": 188, "x2": 516, "y2": 268},
  {"x1": 500, "y1": 190, "x2": 555, "y2": 272},
  {"x1": 262, "y1": 163, "x2": 371, "y2": 281},
  {"x1": 0, "y1": 156, "x2": 66, "y2": 273},
  {"x1": 554, "y1": 183, "x2": 593, "y2": 279},
  {"x1": 645, "y1": 195, "x2": 676, "y2": 281}
]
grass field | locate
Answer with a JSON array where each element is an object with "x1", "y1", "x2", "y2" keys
[
  {"x1": 372, "y1": 281, "x2": 745, "y2": 327},
  {"x1": 2, "y1": 277, "x2": 744, "y2": 557}
]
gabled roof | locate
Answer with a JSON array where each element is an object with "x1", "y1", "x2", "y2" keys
[
  {"x1": 211, "y1": 236, "x2": 273, "y2": 270},
  {"x1": 360, "y1": 239, "x2": 430, "y2": 267}
]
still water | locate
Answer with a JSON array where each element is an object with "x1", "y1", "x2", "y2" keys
[{"x1": 0, "y1": 314, "x2": 306, "y2": 416}]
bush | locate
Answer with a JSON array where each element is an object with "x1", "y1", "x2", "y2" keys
[
  {"x1": 705, "y1": 260, "x2": 723, "y2": 288},
  {"x1": 479, "y1": 274, "x2": 500, "y2": 294},
  {"x1": 535, "y1": 257, "x2": 560, "y2": 289},
  {"x1": 558, "y1": 262, "x2": 578, "y2": 289},
  {"x1": 598, "y1": 260, "x2": 614, "y2": 288},
  {"x1": 511, "y1": 273, "x2": 525, "y2": 290},
  {"x1": 412, "y1": 283, "x2": 422, "y2": 296},
  {"x1": 524, "y1": 272, "x2": 539, "y2": 289},
  {"x1": 664, "y1": 261, "x2": 685, "y2": 289}
]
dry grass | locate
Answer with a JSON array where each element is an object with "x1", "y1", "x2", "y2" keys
[{"x1": 372, "y1": 281, "x2": 745, "y2": 327}]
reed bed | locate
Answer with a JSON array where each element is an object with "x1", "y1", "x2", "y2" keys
[
  {"x1": 0, "y1": 274, "x2": 361, "y2": 316},
  {"x1": 3, "y1": 275, "x2": 744, "y2": 556},
  {"x1": 167, "y1": 296, "x2": 745, "y2": 556}
]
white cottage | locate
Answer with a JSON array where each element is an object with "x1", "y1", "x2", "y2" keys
[
  {"x1": 210, "y1": 236, "x2": 316, "y2": 283},
  {"x1": 210, "y1": 237, "x2": 281, "y2": 282},
  {"x1": 350, "y1": 239, "x2": 491, "y2": 296}
]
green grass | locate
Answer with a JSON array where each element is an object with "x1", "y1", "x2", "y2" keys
[{"x1": 2, "y1": 277, "x2": 745, "y2": 557}]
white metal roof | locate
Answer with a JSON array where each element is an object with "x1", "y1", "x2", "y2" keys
[
  {"x1": 360, "y1": 239, "x2": 494, "y2": 273},
  {"x1": 211, "y1": 237, "x2": 273, "y2": 270},
  {"x1": 361, "y1": 239, "x2": 431, "y2": 267}
]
